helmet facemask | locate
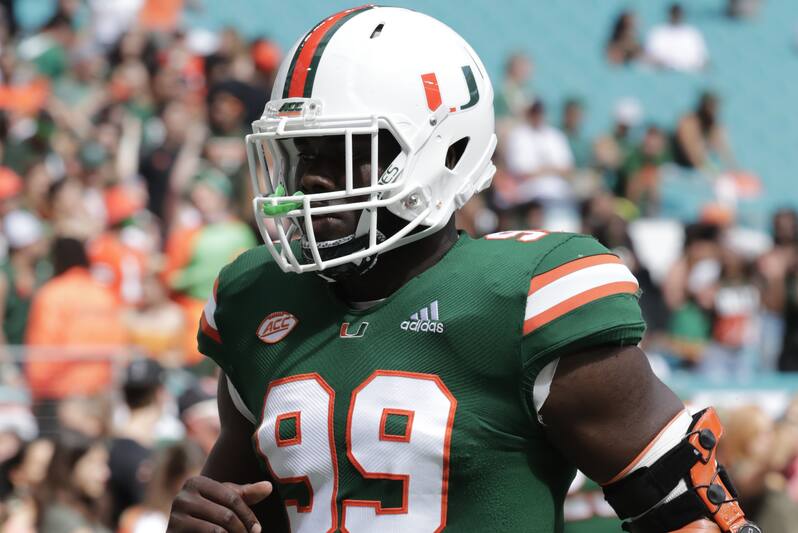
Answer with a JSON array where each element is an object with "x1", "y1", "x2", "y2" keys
[
  {"x1": 246, "y1": 107, "x2": 430, "y2": 278},
  {"x1": 281, "y1": 132, "x2": 398, "y2": 279}
]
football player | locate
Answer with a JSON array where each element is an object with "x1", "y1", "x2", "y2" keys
[{"x1": 168, "y1": 6, "x2": 759, "y2": 533}]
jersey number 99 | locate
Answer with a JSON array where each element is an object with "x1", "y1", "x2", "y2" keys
[{"x1": 256, "y1": 370, "x2": 457, "y2": 533}]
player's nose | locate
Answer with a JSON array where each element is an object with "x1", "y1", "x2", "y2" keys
[{"x1": 298, "y1": 172, "x2": 339, "y2": 195}]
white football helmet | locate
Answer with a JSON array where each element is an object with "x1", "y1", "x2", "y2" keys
[{"x1": 246, "y1": 5, "x2": 496, "y2": 274}]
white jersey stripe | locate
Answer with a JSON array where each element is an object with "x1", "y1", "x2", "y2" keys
[
  {"x1": 226, "y1": 375, "x2": 257, "y2": 424},
  {"x1": 525, "y1": 263, "x2": 638, "y2": 320},
  {"x1": 204, "y1": 294, "x2": 218, "y2": 331}
]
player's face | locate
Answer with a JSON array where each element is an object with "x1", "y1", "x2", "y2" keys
[{"x1": 276, "y1": 132, "x2": 399, "y2": 242}]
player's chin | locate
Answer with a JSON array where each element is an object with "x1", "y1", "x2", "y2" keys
[{"x1": 308, "y1": 213, "x2": 357, "y2": 242}]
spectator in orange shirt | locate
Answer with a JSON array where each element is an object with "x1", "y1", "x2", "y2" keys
[
  {"x1": 88, "y1": 184, "x2": 150, "y2": 306},
  {"x1": 25, "y1": 237, "x2": 127, "y2": 402}
]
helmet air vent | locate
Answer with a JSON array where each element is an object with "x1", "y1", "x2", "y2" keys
[{"x1": 370, "y1": 23, "x2": 384, "y2": 39}]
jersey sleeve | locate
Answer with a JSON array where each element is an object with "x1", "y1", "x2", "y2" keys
[
  {"x1": 197, "y1": 278, "x2": 225, "y2": 365},
  {"x1": 520, "y1": 234, "x2": 646, "y2": 380},
  {"x1": 196, "y1": 276, "x2": 257, "y2": 423}
]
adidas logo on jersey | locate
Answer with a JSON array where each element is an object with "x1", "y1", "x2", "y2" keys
[{"x1": 401, "y1": 301, "x2": 445, "y2": 333}]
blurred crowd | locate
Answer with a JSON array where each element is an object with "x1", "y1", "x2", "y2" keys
[
  {"x1": 482, "y1": 3, "x2": 798, "y2": 531},
  {"x1": 0, "y1": 0, "x2": 273, "y2": 530},
  {"x1": 1, "y1": 357, "x2": 216, "y2": 532},
  {"x1": 0, "y1": 0, "x2": 792, "y2": 531},
  {"x1": 484, "y1": 3, "x2": 798, "y2": 380}
]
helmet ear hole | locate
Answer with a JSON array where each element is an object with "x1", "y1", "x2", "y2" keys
[
  {"x1": 378, "y1": 129, "x2": 401, "y2": 168},
  {"x1": 445, "y1": 137, "x2": 469, "y2": 170}
]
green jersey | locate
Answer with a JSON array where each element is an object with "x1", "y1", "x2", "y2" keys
[{"x1": 198, "y1": 230, "x2": 645, "y2": 532}]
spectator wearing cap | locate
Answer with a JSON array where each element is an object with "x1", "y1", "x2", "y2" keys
[
  {"x1": 88, "y1": 184, "x2": 149, "y2": 306},
  {"x1": 25, "y1": 237, "x2": 127, "y2": 401},
  {"x1": 0, "y1": 210, "x2": 51, "y2": 346},
  {"x1": 178, "y1": 382, "x2": 219, "y2": 455},
  {"x1": 645, "y1": 3, "x2": 709, "y2": 72},
  {"x1": 108, "y1": 358, "x2": 165, "y2": 527},
  {"x1": 593, "y1": 97, "x2": 643, "y2": 194},
  {"x1": 162, "y1": 165, "x2": 255, "y2": 365},
  {"x1": 673, "y1": 91, "x2": 736, "y2": 172}
]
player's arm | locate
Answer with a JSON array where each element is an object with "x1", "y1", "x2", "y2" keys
[
  {"x1": 539, "y1": 344, "x2": 757, "y2": 533},
  {"x1": 522, "y1": 234, "x2": 757, "y2": 532},
  {"x1": 168, "y1": 377, "x2": 289, "y2": 533}
]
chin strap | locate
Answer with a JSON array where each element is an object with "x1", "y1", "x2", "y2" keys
[
  {"x1": 603, "y1": 408, "x2": 761, "y2": 533},
  {"x1": 302, "y1": 210, "x2": 386, "y2": 282}
]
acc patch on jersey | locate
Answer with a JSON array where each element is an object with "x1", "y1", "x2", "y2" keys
[{"x1": 257, "y1": 311, "x2": 298, "y2": 344}]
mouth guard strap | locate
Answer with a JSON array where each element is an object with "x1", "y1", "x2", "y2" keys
[{"x1": 262, "y1": 185, "x2": 304, "y2": 217}]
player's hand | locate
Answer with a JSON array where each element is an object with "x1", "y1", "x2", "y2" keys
[{"x1": 167, "y1": 476, "x2": 272, "y2": 533}]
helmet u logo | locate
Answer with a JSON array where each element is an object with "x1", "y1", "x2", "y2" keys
[{"x1": 420, "y1": 65, "x2": 480, "y2": 113}]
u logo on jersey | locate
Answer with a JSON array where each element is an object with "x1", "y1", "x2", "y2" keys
[{"x1": 340, "y1": 322, "x2": 369, "y2": 338}]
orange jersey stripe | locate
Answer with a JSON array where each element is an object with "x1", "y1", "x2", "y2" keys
[
  {"x1": 529, "y1": 254, "x2": 622, "y2": 294},
  {"x1": 523, "y1": 281, "x2": 639, "y2": 335}
]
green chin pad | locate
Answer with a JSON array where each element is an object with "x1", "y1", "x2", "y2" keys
[{"x1": 262, "y1": 185, "x2": 304, "y2": 217}]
